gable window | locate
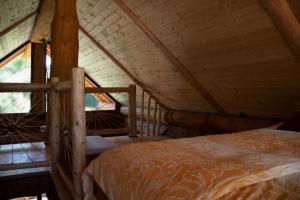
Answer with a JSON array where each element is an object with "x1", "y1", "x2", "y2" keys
[{"x1": 0, "y1": 47, "x2": 31, "y2": 113}]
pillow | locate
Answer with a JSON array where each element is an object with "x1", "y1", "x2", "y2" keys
[{"x1": 277, "y1": 112, "x2": 300, "y2": 132}]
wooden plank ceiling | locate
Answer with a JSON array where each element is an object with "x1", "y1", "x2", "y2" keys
[
  {"x1": 0, "y1": 0, "x2": 38, "y2": 60},
  {"x1": 1, "y1": 0, "x2": 300, "y2": 118}
]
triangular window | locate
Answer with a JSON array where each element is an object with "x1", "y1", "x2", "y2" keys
[{"x1": 0, "y1": 44, "x2": 31, "y2": 113}]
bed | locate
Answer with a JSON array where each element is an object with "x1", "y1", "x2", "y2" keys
[{"x1": 82, "y1": 128, "x2": 300, "y2": 200}]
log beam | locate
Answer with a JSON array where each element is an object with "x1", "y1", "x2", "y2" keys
[
  {"x1": 261, "y1": 0, "x2": 300, "y2": 61},
  {"x1": 112, "y1": 0, "x2": 226, "y2": 114},
  {"x1": 31, "y1": 0, "x2": 55, "y2": 43}
]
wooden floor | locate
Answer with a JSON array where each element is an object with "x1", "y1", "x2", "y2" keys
[{"x1": 0, "y1": 142, "x2": 49, "y2": 171}]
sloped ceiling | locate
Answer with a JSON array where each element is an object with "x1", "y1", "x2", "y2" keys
[
  {"x1": 1, "y1": 0, "x2": 300, "y2": 119},
  {"x1": 0, "y1": 0, "x2": 38, "y2": 60},
  {"x1": 77, "y1": 0, "x2": 300, "y2": 118}
]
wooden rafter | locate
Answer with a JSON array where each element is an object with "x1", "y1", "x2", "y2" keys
[
  {"x1": 112, "y1": 0, "x2": 226, "y2": 114},
  {"x1": 30, "y1": 0, "x2": 55, "y2": 43},
  {"x1": 260, "y1": 0, "x2": 300, "y2": 62},
  {"x1": 79, "y1": 26, "x2": 168, "y2": 110},
  {"x1": 0, "y1": 11, "x2": 36, "y2": 38}
]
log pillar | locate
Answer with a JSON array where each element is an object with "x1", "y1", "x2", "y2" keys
[
  {"x1": 71, "y1": 68, "x2": 86, "y2": 200},
  {"x1": 128, "y1": 85, "x2": 137, "y2": 137},
  {"x1": 50, "y1": 0, "x2": 80, "y2": 198},
  {"x1": 50, "y1": 0, "x2": 79, "y2": 80},
  {"x1": 31, "y1": 43, "x2": 47, "y2": 113}
]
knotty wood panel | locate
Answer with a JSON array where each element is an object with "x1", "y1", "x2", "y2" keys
[
  {"x1": 121, "y1": 0, "x2": 300, "y2": 118},
  {"x1": 79, "y1": 31, "x2": 135, "y2": 105},
  {"x1": 0, "y1": 0, "x2": 38, "y2": 32},
  {"x1": 77, "y1": 0, "x2": 214, "y2": 113},
  {"x1": 0, "y1": 16, "x2": 35, "y2": 59}
]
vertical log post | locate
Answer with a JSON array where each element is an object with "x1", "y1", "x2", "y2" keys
[
  {"x1": 71, "y1": 68, "x2": 86, "y2": 200},
  {"x1": 31, "y1": 43, "x2": 47, "y2": 113},
  {"x1": 147, "y1": 95, "x2": 152, "y2": 136},
  {"x1": 156, "y1": 104, "x2": 162, "y2": 136},
  {"x1": 140, "y1": 90, "x2": 145, "y2": 136},
  {"x1": 51, "y1": 0, "x2": 79, "y2": 81},
  {"x1": 50, "y1": 77, "x2": 60, "y2": 172},
  {"x1": 152, "y1": 102, "x2": 158, "y2": 135},
  {"x1": 51, "y1": 0, "x2": 79, "y2": 144},
  {"x1": 128, "y1": 85, "x2": 137, "y2": 137}
]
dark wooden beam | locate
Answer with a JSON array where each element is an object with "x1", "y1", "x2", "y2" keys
[
  {"x1": 261, "y1": 0, "x2": 300, "y2": 62},
  {"x1": 112, "y1": 0, "x2": 226, "y2": 114},
  {"x1": 79, "y1": 26, "x2": 168, "y2": 110},
  {"x1": 0, "y1": 12, "x2": 36, "y2": 38},
  {"x1": 31, "y1": 43, "x2": 47, "y2": 113}
]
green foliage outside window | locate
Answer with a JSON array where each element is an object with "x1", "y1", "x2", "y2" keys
[{"x1": 0, "y1": 56, "x2": 31, "y2": 113}]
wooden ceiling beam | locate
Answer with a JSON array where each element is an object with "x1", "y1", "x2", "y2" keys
[
  {"x1": 260, "y1": 0, "x2": 300, "y2": 62},
  {"x1": 79, "y1": 26, "x2": 168, "y2": 110},
  {"x1": 31, "y1": 0, "x2": 55, "y2": 43},
  {"x1": 112, "y1": 0, "x2": 226, "y2": 114},
  {"x1": 0, "y1": 12, "x2": 36, "y2": 38}
]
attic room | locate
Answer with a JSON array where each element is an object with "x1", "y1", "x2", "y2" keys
[{"x1": 0, "y1": 0, "x2": 299, "y2": 199}]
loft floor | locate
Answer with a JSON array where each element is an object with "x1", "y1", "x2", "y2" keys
[{"x1": 0, "y1": 142, "x2": 49, "y2": 171}]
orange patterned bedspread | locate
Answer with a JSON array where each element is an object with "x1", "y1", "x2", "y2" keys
[{"x1": 83, "y1": 128, "x2": 300, "y2": 200}]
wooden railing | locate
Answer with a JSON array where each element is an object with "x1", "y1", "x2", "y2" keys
[{"x1": 0, "y1": 67, "x2": 137, "y2": 199}]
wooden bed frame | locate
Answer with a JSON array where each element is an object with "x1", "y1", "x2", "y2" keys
[{"x1": 0, "y1": 68, "x2": 137, "y2": 200}]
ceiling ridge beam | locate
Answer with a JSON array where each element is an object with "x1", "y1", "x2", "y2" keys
[
  {"x1": 0, "y1": 11, "x2": 36, "y2": 38},
  {"x1": 79, "y1": 26, "x2": 169, "y2": 110},
  {"x1": 112, "y1": 0, "x2": 226, "y2": 114}
]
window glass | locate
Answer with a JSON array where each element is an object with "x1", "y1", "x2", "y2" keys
[{"x1": 0, "y1": 55, "x2": 31, "y2": 113}]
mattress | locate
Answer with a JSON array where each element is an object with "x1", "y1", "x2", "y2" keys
[{"x1": 83, "y1": 128, "x2": 300, "y2": 200}]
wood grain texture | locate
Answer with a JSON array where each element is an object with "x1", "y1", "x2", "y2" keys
[
  {"x1": 77, "y1": 0, "x2": 214, "y2": 113},
  {"x1": 79, "y1": 26, "x2": 168, "y2": 109},
  {"x1": 50, "y1": 77, "x2": 60, "y2": 173},
  {"x1": 31, "y1": 43, "x2": 47, "y2": 113},
  {"x1": 121, "y1": 0, "x2": 300, "y2": 118},
  {"x1": 0, "y1": 0, "x2": 38, "y2": 32},
  {"x1": 71, "y1": 68, "x2": 86, "y2": 200},
  {"x1": 0, "y1": 15, "x2": 35, "y2": 59},
  {"x1": 2, "y1": 0, "x2": 300, "y2": 118},
  {"x1": 112, "y1": 0, "x2": 226, "y2": 114},
  {"x1": 51, "y1": 0, "x2": 79, "y2": 81},
  {"x1": 260, "y1": 0, "x2": 300, "y2": 61},
  {"x1": 31, "y1": 0, "x2": 55, "y2": 43}
]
